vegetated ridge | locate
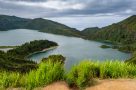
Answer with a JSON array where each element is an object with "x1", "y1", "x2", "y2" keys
[
  {"x1": 0, "y1": 15, "x2": 82, "y2": 37},
  {"x1": 0, "y1": 40, "x2": 58, "y2": 72},
  {"x1": 82, "y1": 15, "x2": 136, "y2": 63}
]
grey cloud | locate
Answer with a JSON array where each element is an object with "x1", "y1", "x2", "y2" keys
[{"x1": 0, "y1": 0, "x2": 135, "y2": 18}]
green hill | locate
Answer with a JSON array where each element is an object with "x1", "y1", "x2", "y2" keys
[
  {"x1": 81, "y1": 27, "x2": 100, "y2": 39},
  {"x1": 82, "y1": 15, "x2": 136, "y2": 63},
  {"x1": 0, "y1": 15, "x2": 30, "y2": 30},
  {"x1": 82, "y1": 15, "x2": 136, "y2": 44},
  {"x1": 0, "y1": 15, "x2": 82, "y2": 37}
]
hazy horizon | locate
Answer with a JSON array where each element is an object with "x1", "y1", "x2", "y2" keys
[{"x1": 0, "y1": 0, "x2": 135, "y2": 30}]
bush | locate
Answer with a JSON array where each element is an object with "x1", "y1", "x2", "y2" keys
[
  {"x1": 66, "y1": 61, "x2": 99, "y2": 89},
  {"x1": 25, "y1": 61, "x2": 65, "y2": 89},
  {"x1": 100, "y1": 45, "x2": 110, "y2": 48},
  {"x1": 41, "y1": 54, "x2": 65, "y2": 64}
]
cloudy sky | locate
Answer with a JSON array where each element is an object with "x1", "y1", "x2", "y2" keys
[{"x1": 0, "y1": 0, "x2": 135, "y2": 30}]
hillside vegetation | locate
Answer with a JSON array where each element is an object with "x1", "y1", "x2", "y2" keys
[
  {"x1": 82, "y1": 27, "x2": 100, "y2": 39},
  {"x1": 0, "y1": 40, "x2": 58, "y2": 72},
  {"x1": 82, "y1": 15, "x2": 136, "y2": 44},
  {"x1": 82, "y1": 15, "x2": 136, "y2": 63},
  {"x1": 0, "y1": 15, "x2": 82, "y2": 37}
]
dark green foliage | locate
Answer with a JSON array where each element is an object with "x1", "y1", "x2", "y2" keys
[
  {"x1": 82, "y1": 15, "x2": 136, "y2": 63},
  {"x1": 118, "y1": 43, "x2": 136, "y2": 52},
  {"x1": 82, "y1": 15, "x2": 136, "y2": 44},
  {"x1": 0, "y1": 46, "x2": 18, "y2": 49},
  {"x1": 126, "y1": 51, "x2": 136, "y2": 64},
  {"x1": 42, "y1": 54, "x2": 65, "y2": 64},
  {"x1": 0, "y1": 51, "x2": 36, "y2": 72},
  {"x1": 0, "y1": 15, "x2": 30, "y2": 30},
  {"x1": 0, "y1": 15, "x2": 82, "y2": 37},
  {"x1": 7, "y1": 40, "x2": 58, "y2": 59},
  {"x1": 0, "y1": 40, "x2": 58, "y2": 72},
  {"x1": 25, "y1": 18, "x2": 82, "y2": 37},
  {"x1": 81, "y1": 27, "x2": 100, "y2": 39},
  {"x1": 100, "y1": 45, "x2": 110, "y2": 49}
]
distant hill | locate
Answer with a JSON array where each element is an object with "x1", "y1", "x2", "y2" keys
[
  {"x1": 0, "y1": 15, "x2": 82, "y2": 37},
  {"x1": 0, "y1": 15, "x2": 30, "y2": 30},
  {"x1": 82, "y1": 15, "x2": 136, "y2": 44},
  {"x1": 81, "y1": 27, "x2": 100, "y2": 39}
]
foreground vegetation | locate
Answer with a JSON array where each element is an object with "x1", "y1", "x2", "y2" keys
[{"x1": 1, "y1": 60, "x2": 136, "y2": 89}]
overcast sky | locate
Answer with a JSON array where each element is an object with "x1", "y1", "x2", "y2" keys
[{"x1": 0, "y1": 0, "x2": 135, "y2": 30}]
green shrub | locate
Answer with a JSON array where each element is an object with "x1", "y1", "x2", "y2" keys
[
  {"x1": 66, "y1": 61, "x2": 99, "y2": 89},
  {"x1": 100, "y1": 45, "x2": 110, "y2": 48},
  {"x1": 25, "y1": 61, "x2": 65, "y2": 89},
  {"x1": 41, "y1": 54, "x2": 65, "y2": 64}
]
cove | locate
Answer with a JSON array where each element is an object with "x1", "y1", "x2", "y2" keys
[{"x1": 0, "y1": 29, "x2": 131, "y2": 69}]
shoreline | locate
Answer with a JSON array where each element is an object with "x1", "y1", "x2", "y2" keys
[
  {"x1": 0, "y1": 46, "x2": 18, "y2": 49},
  {"x1": 0, "y1": 46, "x2": 18, "y2": 52},
  {"x1": 26, "y1": 46, "x2": 58, "y2": 59}
]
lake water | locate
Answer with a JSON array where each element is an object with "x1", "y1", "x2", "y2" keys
[{"x1": 0, "y1": 29, "x2": 131, "y2": 69}]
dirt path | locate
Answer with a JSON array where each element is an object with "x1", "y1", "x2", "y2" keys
[
  {"x1": 42, "y1": 79, "x2": 136, "y2": 90},
  {"x1": 42, "y1": 81, "x2": 71, "y2": 90},
  {"x1": 86, "y1": 79, "x2": 136, "y2": 90}
]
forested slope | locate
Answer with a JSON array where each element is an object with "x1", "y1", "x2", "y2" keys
[{"x1": 0, "y1": 15, "x2": 82, "y2": 37}]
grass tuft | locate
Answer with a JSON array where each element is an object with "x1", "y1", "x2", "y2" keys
[{"x1": 25, "y1": 60, "x2": 64, "y2": 89}]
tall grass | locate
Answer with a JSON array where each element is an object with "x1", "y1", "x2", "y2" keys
[
  {"x1": 0, "y1": 61, "x2": 65, "y2": 90},
  {"x1": 0, "y1": 71, "x2": 21, "y2": 88},
  {"x1": 99, "y1": 61, "x2": 136, "y2": 78},
  {"x1": 1, "y1": 60, "x2": 136, "y2": 89},
  {"x1": 66, "y1": 61, "x2": 99, "y2": 88},
  {"x1": 25, "y1": 60, "x2": 64, "y2": 89},
  {"x1": 66, "y1": 60, "x2": 136, "y2": 88}
]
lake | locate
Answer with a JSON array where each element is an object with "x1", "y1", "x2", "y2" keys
[{"x1": 0, "y1": 29, "x2": 131, "y2": 69}]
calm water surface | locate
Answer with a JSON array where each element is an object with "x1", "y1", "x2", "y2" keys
[{"x1": 0, "y1": 29, "x2": 131, "y2": 69}]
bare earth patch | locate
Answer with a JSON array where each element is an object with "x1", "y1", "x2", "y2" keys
[
  {"x1": 8, "y1": 79, "x2": 136, "y2": 90},
  {"x1": 42, "y1": 81, "x2": 71, "y2": 90},
  {"x1": 42, "y1": 79, "x2": 136, "y2": 90},
  {"x1": 86, "y1": 79, "x2": 136, "y2": 90}
]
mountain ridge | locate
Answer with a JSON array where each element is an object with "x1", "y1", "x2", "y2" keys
[
  {"x1": 0, "y1": 15, "x2": 82, "y2": 37},
  {"x1": 82, "y1": 15, "x2": 136, "y2": 44}
]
